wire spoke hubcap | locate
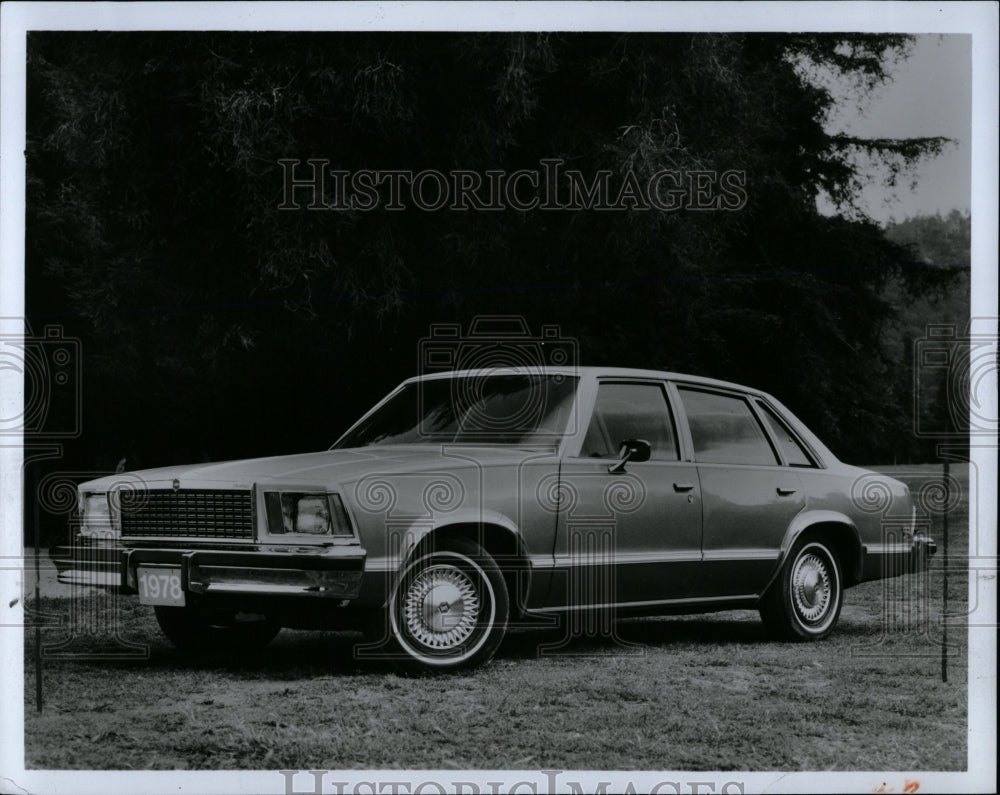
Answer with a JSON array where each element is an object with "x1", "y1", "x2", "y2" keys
[
  {"x1": 403, "y1": 564, "x2": 481, "y2": 650},
  {"x1": 792, "y1": 552, "x2": 832, "y2": 623}
]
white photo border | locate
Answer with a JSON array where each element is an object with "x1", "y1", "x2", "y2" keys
[{"x1": 1, "y1": 3, "x2": 996, "y2": 794}]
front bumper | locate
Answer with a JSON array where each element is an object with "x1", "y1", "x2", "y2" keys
[{"x1": 51, "y1": 541, "x2": 366, "y2": 600}]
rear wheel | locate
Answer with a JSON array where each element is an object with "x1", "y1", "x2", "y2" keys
[
  {"x1": 760, "y1": 537, "x2": 842, "y2": 640},
  {"x1": 388, "y1": 537, "x2": 509, "y2": 673},
  {"x1": 154, "y1": 604, "x2": 280, "y2": 654}
]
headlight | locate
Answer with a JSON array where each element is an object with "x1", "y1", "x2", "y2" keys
[
  {"x1": 80, "y1": 492, "x2": 115, "y2": 537},
  {"x1": 264, "y1": 492, "x2": 353, "y2": 536},
  {"x1": 284, "y1": 494, "x2": 330, "y2": 534}
]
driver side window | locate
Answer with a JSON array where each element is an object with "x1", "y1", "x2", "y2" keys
[{"x1": 581, "y1": 382, "x2": 679, "y2": 460}]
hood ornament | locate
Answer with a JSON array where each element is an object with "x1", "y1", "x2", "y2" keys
[{"x1": 172, "y1": 478, "x2": 181, "y2": 492}]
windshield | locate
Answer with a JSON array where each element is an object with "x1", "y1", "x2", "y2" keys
[{"x1": 335, "y1": 374, "x2": 579, "y2": 448}]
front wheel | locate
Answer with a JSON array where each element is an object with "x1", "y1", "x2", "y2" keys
[
  {"x1": 760, "y1": 538, "x2": 842, "y2": 640},
  {"x1": 154, "y1": 604, "x2": 280, "y2": 654},
  {"x1": 388, "y1": 537, "x2": 509, "y2": 673}
]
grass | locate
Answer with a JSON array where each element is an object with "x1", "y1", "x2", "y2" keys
[{"x1": 23, "y1": 465, "x2": 971, "y2": 771}]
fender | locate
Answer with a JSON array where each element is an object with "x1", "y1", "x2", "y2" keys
[
  {"x1": 760, "y1": 509, "x2": 863, "y2": 595},
  {"x1": 373, "y1": 508, "x2": 530, "y2": 606}
]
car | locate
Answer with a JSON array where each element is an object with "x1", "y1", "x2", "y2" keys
[{"x1": 52, "y1": 367, "x2": 936, "y2": 671}]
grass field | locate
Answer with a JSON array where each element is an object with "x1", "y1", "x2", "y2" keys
[{"x1": 23, "y1": 465, "x2": 972, "y2": 771}]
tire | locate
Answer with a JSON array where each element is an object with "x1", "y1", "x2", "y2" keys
[
  {"x1": 154, "y1": 604, "x2": 280, "y2": 654},
  {"x1": 387, "y1": 537, "x2": 509, "y2": 673},
  {"x1": 760, "y1": 537, "x2": 842, "y2": 641}
]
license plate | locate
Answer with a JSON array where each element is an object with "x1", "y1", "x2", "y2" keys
[{"x1": 137, "y1": 566, "x2": 185, "y2": 606}]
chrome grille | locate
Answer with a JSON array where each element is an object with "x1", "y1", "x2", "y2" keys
[{"x1": 120, "y1": 489, "x2": 253, "y2": 539}]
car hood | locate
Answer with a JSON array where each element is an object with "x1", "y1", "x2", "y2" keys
[{"x1": 78, "y1": 445, "x2": 556, "y2": 492}]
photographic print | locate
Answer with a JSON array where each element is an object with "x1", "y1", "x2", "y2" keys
[{"x1": 1, "y1": 3, "x2": 996, "y2": 794}]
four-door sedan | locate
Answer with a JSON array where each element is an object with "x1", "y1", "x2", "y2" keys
[{"x1": 53, "y1": 368, "x2": 936, "y2": 671}]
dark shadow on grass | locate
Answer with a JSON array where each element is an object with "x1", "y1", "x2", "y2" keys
[
  {"x1": 497, "y1": 612, "x2": 773, "y2": 660},
  {"x1": 163, "y1": 630, "x2": 398, "y2": 676},
  {"x1": 28, "y1": 598, "x2": 903, "y2": 675},
  {"x1": 33, "y1": 628, "x2": 398, "y2": 677}
]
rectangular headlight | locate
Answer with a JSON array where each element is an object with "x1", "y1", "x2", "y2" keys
[
  {"x1": 80, "y1": 492, "x2": 115, "y2": 537},
  {"x1": 284, "y1": 494, "x2": 330, "y2": 534},
  {"x1": 264, "y1": 492, "x2": 353, "y2": 537}
]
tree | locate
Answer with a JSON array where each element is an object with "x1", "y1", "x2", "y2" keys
[
  {"x1": 885, "y1": 210, "x2": 971, "y2": 268},
  {"x1": 25, "y1": 32, "x2": 955, "y2": 516},
  {"x1": 882, "y1": 211, "x2": 972, "y2": 460}
]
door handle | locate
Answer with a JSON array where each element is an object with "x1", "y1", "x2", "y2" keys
[
  {"x1": 776, "y1": 487, "x2": 797, "y2": 496},
  {"x1": 673, "y1": 483, "x2": 695, "y2": 492}
]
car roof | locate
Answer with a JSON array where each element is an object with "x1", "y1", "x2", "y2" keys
[{"x1": 404, "y1": 367, "x2": 765, "y2": 396}]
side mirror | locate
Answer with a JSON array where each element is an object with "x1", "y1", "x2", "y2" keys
[{"x1": 608, "y1": 438, "x2": 651, "y2": 473}]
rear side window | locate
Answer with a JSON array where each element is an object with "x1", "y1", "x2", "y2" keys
[
  {"x1": 756, "y1": 401, "x2": 814, "y2": 467},
  {"x1": 581, "y1": 382, "x2": 679, "y2": 460},
  {"x1": 677, "y1": 388, "x2": 778, "y2": 466}
]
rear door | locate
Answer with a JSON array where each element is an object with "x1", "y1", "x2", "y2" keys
[{"x1": 674, "y1": 385, "x2": 805, "y2": 597}]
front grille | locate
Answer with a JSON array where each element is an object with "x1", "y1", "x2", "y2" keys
[{"x1": 120, "y1": 489, "x2": 254, "y2": 539}]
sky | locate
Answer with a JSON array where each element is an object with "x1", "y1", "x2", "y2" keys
[{"x1": 815, "y1": 34, "x2": 972, "y2": 225}]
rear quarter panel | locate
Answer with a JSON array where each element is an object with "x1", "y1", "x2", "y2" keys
[{"x1": 793, "y1": 463, "x2": 913, "y2": 584}]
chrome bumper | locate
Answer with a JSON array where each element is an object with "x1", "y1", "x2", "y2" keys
[
  {"x1": 861, "y1": 534, "x2": 937, "y2": 581},
  {"x1": 51, "y1": 542, "x2": 122, "y2": 588},
  {"x1": 912, "y1": 533, "x2": 938, "y2": 560},
  {"x1": 51, "y1": 542, "x2": 366, "y2": 599}
]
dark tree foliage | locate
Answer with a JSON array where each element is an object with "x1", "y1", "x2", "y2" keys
[
  {"x1": 26, "y1": 31, "x2": 959, "y2": 501},
  {"x1": 882, "y1": 212, "x2": 972, "y2": 462},
  {"x1": 886, "y1": 210, "x2": 971, "y2": 268}
]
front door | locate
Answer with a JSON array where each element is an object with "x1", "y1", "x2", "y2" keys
[{"x1": 548, "y1": 381, "x2": 703, "y2": 610}]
